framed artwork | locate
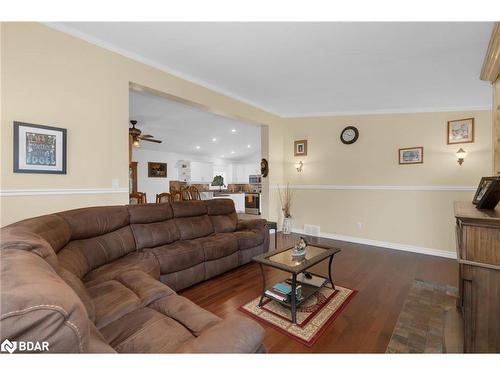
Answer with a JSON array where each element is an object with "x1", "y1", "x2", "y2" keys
[
  {"x1": 148, "y1": 162, "x2": 167, "y2": 177},
  {"x1": 294, "y1": 140, "x2": 308, "y2": 156},
  {"x1": 399, "y1": 146, "x2": 424, "y2": 165},
  {"x1": 13, "y1": 121, "x2": 67, "y2": 174},
  {"x1": 472, "y1": 176, "x2": 500, "y2": 209},
  {"x1": 447, "y1": 118, "x2": 474, "y2": 144}
]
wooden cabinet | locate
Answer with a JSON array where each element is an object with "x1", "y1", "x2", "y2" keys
[
  {"x1": 454, "y1": 202, "x2": 500, "y2": 352},
  {"x1": 129, "y1": 162, "x2": 138, "y2": 193}
]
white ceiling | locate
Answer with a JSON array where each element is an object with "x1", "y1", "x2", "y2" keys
[
  {"x1": 51, "y1": 22, "x2": 493, "y2": 116},
  {"x1": 129, "y1": 89, "x2": 261, "y2": 161}
]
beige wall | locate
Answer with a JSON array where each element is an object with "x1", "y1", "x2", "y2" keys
[
  {"x1": 1, "y1": 22, "x2": 493, "y2": 256},
  {"x1": 279, "y1": 110, "x2": 492, "y2": 252},
  {"x1": 0, "y1": 22, "x2": 284, "y2": 226}
]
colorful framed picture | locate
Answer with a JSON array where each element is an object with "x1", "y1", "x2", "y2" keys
[
  {"x1": 13, "y1": 121, "x2": 67, "y2": 174},
  {"x1": 148, "y1": 162, "x2": 167, "y2": 177},
  {"x1": 294, "y1": 140, "x2": 308, "y2": 156},
  {"x1": 399, "y1": 147, "x2": 424, "y2": 165},
  {"x1": 447, "y1": 118, "x2": 474, "y2": 144}
]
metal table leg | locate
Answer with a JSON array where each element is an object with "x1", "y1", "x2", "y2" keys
[
  {"x1": 291, "y1": 273, "x2": 297, "y2": 324},
  {"x1": 258, "y1": 263, "x2": 266, "y2": 307},
  {"x1": 328, "y1": 255, "x2": 336, "y2": 290}
]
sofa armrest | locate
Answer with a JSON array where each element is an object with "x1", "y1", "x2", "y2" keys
[
  {"x1": 237, "y1": 219, "x2": 268, "y2": 232},
  {"x1": 175, "y1": 314, "x2": 265, "y2": 353}
]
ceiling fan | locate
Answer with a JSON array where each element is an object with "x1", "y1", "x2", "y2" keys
[{"x1": 129, "y1": 120, "x2": 162, "y2": 147}]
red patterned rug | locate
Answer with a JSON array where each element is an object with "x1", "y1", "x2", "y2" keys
[{"x1": 239, "y1": 284, "x2": 357, "y2": 347}]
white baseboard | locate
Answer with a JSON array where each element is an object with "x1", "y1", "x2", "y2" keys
[{"x1": 291, "y1": 227, "x2": 456, "y2": 259}]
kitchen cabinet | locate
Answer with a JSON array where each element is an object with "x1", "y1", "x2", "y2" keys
[
  {"x1": 191, "y1": 161, "x2": 213, "y2": 182},
  {"x1": 232, "y1": 163, "x2": 260, "y2": 183}
]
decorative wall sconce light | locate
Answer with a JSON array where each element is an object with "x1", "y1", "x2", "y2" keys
[
  {"x1": 295, "y1": 161, "x2": 303, "y2": 172},
  {"x1": 456, "y1": 148, "x2": 467, "y2": 165}
]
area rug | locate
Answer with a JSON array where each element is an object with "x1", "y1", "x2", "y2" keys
[
  {"x1": 386, "y1": 279, "x2": 458, "y2": 353},
  {"x1": 239, "y1": 284, "x2": 357, "y2": 347}
]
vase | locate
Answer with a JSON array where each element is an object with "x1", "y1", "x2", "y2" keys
[{"x1": 283, "y1": 217, "x2": 292, "y2": 235}]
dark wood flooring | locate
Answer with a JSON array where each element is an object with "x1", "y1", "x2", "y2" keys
[{"x1": 180, "y1": 232, "x2": 458, "y2": 353}]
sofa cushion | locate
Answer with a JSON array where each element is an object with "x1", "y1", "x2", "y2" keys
[
  {"x1": 57, "y1": 266, "x2": 96, "y2": 322},
  {"x1": 144, "y1": 240, "x2": 204, "y2": 274},
  {"x1": 171, "y1": 200, "x2": 208, "y2": 218},
  {"x1": 207, "y1": 199, "x2": 238, "y2": 233},
  {"x1": 83, "y1": 252, "x2": 160, "y2": 287},
  {"x1": 100, "y1": 307, "x2": 194, "y2": 353},
  {"x1": 57, "y1": 206, "x2": 129, "y2": 240},
  {"x1": 234, "y1": 230, "x2": 265, "y2": 250},
  {"x1": 175, "y1": 314, "x2": 265, "y2": 353},
  {"x1": 193, "y1": 233, "x2": 239, "y2": 261},
  {"x1": 131, "y1": 220, "x2": 180, "y2": 249},
  {"x1": 87, "y1": 271, "x2": 174, "y2": 329},
  {"x1": 58, "y1": 226, "x2": 137, "y2": 279},
  {"x1": 128, "y1": 203, "x2": 173, "y2": 224},
  {"x1": 174, "y1": 215, "x2": 214, "y2": 240},
  {"x1": 0, "y1": 250, "x2": 90, "y2": 353}
]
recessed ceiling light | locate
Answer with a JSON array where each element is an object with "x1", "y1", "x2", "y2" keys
[
  {"x1": 247, "y1": 144, "x2": 251, "y2": 148},
  {"x1": 231, "y1": 129, "x2": 236, "y2": 133},
  {"x1": 212, "y1": 137, "x2": 217, "y2": 142},
  {"x1": 231, "y1": 151, "x2": 235, "y2": 154},
  {"x1": 195, "y1": 145, "x2": 200, "y2": 150},
  {"x1": 220, "y1": 155, "x2": 225, "y2": 158}
]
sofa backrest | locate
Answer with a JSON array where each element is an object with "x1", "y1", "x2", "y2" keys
[
  {"x1": 128, "y1": 203, "x2": 180, "y2": 249},
  {"x1": 207, "y1": 199, "x2": 238, "y2": 233},
  {"x1": 171, "y1": 200, "x2": 215, "y2": 240},
  {"x1": 56, "y1": 206, "x2": 136, "y2": 279}
]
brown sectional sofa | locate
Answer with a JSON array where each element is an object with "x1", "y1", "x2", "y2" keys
[{"x1": 0, "y1": 199, "x2": 269, "y2": 353}]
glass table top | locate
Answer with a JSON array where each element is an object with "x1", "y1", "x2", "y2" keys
[{"x1": 267, "y1": 246, "x2": 330, "y2": 267}]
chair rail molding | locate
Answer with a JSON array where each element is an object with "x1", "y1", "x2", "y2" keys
[
  {"x1": 270, "y1": 184, "x2": 476, "y2": 192},
  {"x1": 0, "y1": 187, "x2": 129, "y2": 197}
]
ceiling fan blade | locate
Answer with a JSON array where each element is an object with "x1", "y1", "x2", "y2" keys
[
  {"x1": 141, "y1": 134, "x2": 154, "y2": 138},
  {"x1": 140, "y1": 138, "x2": 162, "y2": 144}
]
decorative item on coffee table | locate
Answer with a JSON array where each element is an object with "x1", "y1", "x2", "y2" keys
[{"x1": 291, "y1": 237, "x2": 307, "y2": 261}]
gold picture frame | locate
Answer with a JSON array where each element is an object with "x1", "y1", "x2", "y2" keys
[
  {"x1": 447, "y1": 118, "x2": 474, "y2": 144},
  {"x1": 294, "y1": 140, "x2": 307, "y2": 156}
]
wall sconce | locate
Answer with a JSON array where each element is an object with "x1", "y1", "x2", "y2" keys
[
  {"x1": 295, "y1": 161, "x2": 303, "y2": 172},
  {"x1": 456, "y1": 148, "x2": 467, "y2": 165}
]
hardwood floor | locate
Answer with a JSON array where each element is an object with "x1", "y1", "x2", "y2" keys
[{"x1": 180, "y1": 232, "x2": 458, "y2": 353}]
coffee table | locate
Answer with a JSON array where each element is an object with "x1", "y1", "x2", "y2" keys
[{"x1": 252, "y1": 245, "x2": 341, "y2": 324}]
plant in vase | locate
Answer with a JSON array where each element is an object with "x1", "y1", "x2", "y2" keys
[
  {"x1": 211, "y1": 175, "x2": 225, "y2": 192},
  {"x1": 278, "y1": 183, "x2": 294, "y2": 234}
]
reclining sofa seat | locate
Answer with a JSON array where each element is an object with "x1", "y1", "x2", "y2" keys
[{"x1": 0, "y1": 199, "x2": 268, "y2": 353}]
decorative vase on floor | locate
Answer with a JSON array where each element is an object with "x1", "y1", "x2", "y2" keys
[{"x1": 283, "y1": 217, "x2": 292, "y2": 235}]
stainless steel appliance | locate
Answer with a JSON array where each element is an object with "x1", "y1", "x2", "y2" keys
[
  {"x1": 249, "y1": 175, "x2": 262, "y2": 185},
  {"x1": 245, "y1": 192, "x2": 260, "y2": 215}
]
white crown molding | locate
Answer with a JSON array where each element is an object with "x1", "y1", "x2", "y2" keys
[
  {"x1": 280, "y1": 105, "x2": 492, "y2": 118},
  {"x1": 42, "y1": 22, "x2": 278, "y2": 117},
  {"x1": 292, "y1": 227, "x2": 457, "y2": 259},
  {"x1": 270, "y1": 184, "x2": 476, "y2": 192},
  {"x1": 42, "y1": 23, "x2": 492, "y2": 119},
  {"x1": 0, "y1": 188, "x2": 129, "y2": 197}
]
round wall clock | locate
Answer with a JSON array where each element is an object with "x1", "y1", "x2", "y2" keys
[{"x1": 340, "y1": 126, "x2": 359, "y2": 144}]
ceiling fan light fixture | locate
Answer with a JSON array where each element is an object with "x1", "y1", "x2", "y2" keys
[{"x1": 133, "y1": 138, "x2": 140, "y2": 148}]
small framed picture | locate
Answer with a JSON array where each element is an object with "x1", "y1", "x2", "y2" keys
[
  {"x1": 148, "y1": 162, "x2": 167, "y2": 177},
  {"x1": 294, "y1": 140, "x2": 308, "y2": 156},
  {"x1": 399, "y1": 147, "x2": 424, "y2": 165},
  {"x1": 14, "y1": 121, "x2": 67, "y2": 174},
  {"x1": 447, "y1": 118, "x2": 474, "y2": 144}
]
